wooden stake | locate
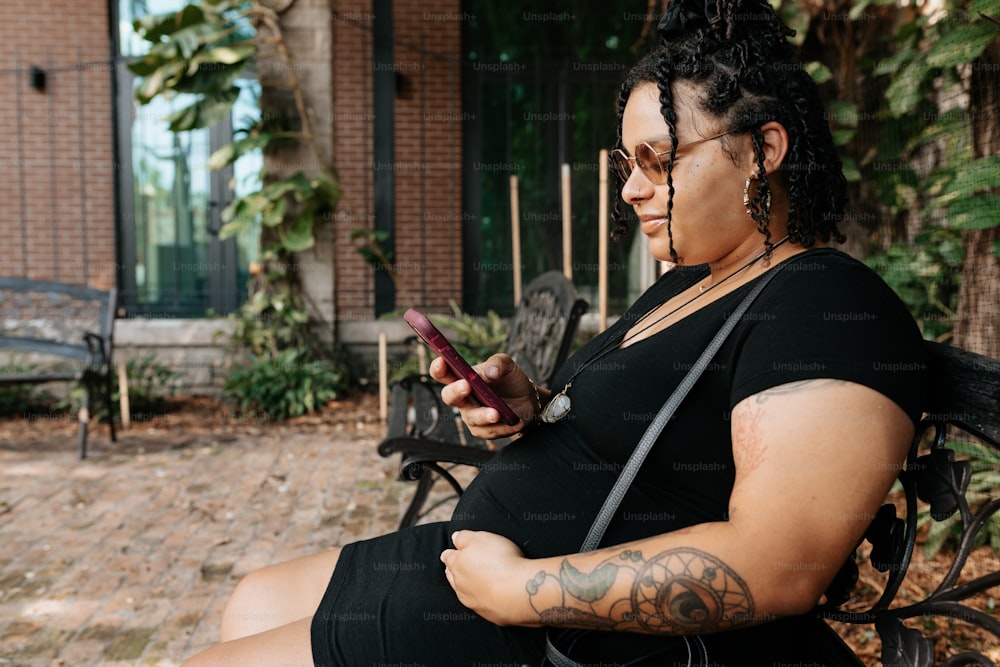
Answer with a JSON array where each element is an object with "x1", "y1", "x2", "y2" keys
[
  {"x1": 118, "y1": 361, "x2": 131, "y2": 429},
  {"x1": 598, "y1": 149, "x2": 609, "y2": 332},
  {"x1": 416, "y1": 343, "x2": 427, "y2": 375},
  {"x1": 378, "y1": 331, "x2": 388, "y2": 422},
  {"x1": 562, "y1": 163, "x2": 572, "y2": 280},
  {"x1": 510, "y1": 174, "x2": 523, "y2": 305}
]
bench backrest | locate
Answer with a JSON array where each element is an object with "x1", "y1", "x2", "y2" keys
[
  {"x1": 0, "y1": 277, "x2": 117, "y2": 363},
  {"x1": 820, "y1": 340, "x2": 1000, "y2": 666},
  {"x1": 504, "y1": 271, "x2": 589, "y2": 388}
]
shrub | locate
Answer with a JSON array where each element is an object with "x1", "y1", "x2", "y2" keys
[
  {"x1": 223, "y1": 347, "x2": 348, "y2": 420},
  {"x1": 0, "y1": 361, "x2": 55, "y2": 417},
  {"x1": 118, "y1": 354, "x2": 180, "y2": 419},
  {"x1": 427, "y1": 301, "x2": 509, "y2": 363}
]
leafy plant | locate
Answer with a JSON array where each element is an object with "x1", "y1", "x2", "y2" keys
[
  {"x1": 385, "y1": 302, "x2": 509, "y2": 384},
  {"x1": 56, "y1": 354, "x2": 179, "y2": 421},
  {"x1": 119, "y1": 354, "x2": 180, "y2": 418},
  {"x1": 0, "y1": 362, "x2": 55, "y2": 417},
  {"x1": 350, "y1": 229, "x2": 412, "y2": 305},
  {"x1": 870, "y1": 0, "x2": 1000, "y2": 231},
  {"x1": 427, "y1": 301, "x2": 509, "y2": 364},
  {"x1": 865, "y1": 227, "x2": 965, "y2": 342},
  {"x1": 223, "y1": 347, "x2": 347, "y2": 419}
]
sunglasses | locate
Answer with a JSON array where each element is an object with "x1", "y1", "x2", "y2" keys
[{"x1": 609, "y1": 131, "x2": 732, "y2": 185}]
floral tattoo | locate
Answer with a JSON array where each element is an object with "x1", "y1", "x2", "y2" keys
[{"x1": 526, "y1": 547, "x2": 756, "y2": 634}]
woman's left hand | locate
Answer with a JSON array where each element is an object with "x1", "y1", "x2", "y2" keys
[{"x1": 440, "y1": 530, "x2": 540, "y2": 627}]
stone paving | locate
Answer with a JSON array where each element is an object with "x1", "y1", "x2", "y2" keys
[{"x1": 0, "y1": 420, "x2": 462, "y2": 666}]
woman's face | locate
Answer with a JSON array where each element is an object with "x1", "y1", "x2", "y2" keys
[{"x1": 619, "y1": 82, "x2": 760, "y2": 266}]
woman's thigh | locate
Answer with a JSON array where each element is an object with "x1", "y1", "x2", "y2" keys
[
  {"x1": 184, "y1": 617, "x2": 315, "y2": 667},
  {"x1": 221, "y1": 547, "x2": 342, "y2": 642}
]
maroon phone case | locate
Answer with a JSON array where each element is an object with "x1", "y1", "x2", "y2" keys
[{"x1": 403, "y1": 308, "x2": 520, "y2": 426}]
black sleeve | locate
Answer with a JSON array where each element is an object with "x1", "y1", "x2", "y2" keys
[{"x1": 729, "y1": 251, "x2": 927, "y2": 424}]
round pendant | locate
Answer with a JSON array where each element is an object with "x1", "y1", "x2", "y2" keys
[{"x1": 542, "y1": 391, "x2": 572, "y2": 423}]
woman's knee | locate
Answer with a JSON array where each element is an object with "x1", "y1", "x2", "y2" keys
[
  {"x1": 220, "y1": 548, "x2": 342, "y2": 642},
  {"x1": 221, "y1": 565, "x2": 287, "y2": 641}
]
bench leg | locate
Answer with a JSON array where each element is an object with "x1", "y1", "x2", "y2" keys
[
  {"x1": 79, "y1": 381, "x2": 96, "y2": 459},
  {"x1": 103, "y1": 373, "x2": 117, "y2": 443},
  {"x1": 399, "y1": 470, "x2": 435, "y2": 530}
]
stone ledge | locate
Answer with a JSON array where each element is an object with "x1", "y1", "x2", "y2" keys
[{"x1": 114, "y1": 318, "x2": 236, "y2": 346}]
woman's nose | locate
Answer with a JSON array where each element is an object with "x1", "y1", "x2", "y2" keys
[{"x1": 621, "y1": 168, "x2": 655, "y2": 205}]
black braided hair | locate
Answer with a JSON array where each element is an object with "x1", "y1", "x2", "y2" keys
[{"x1": 610, "y1": 0, "x2": 847, "y2": 260}]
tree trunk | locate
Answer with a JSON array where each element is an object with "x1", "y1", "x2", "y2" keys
[{"x1": 952, "y1": 39, "x2": 1000, "y2": 359}]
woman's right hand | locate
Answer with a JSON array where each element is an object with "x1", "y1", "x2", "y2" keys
[{"x1": 429, "y1": 353, "x2": 538, "y2": 440}]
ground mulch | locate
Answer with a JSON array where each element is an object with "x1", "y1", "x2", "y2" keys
[{"x1": 1, "y1": 392, "x2": 998, "y2": 664}]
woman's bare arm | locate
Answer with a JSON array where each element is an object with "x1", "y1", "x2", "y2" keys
[{"x1": 442, "y1": 379, "x2": 914, "y2": 633}]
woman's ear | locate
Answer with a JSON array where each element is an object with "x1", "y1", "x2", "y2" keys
[{"x1": 756, "y1": 121, "x2": 790, "y2": 176}]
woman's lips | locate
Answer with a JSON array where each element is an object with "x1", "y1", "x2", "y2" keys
[{"x1": 639, "y1": 216, "x2": 668, "y2": 234}]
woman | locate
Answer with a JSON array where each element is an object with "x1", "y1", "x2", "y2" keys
[{"x1": 183, "y1": 0, "x2": 926, "y2": 664}]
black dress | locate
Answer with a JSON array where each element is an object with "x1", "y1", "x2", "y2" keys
[{"x1": 310, "y1": 248, "x2": 927, "y2": 666}]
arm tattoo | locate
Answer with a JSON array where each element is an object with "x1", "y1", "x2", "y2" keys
[
  {"x1": 526, "y1": 547, "x2": 757, "y2": 635},
  {"x1": 732, "y1": 400, "x2": 767, "y2": 478}
]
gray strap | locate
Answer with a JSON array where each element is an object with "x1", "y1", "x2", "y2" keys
[
  {"x1": 544, "y1": 634, "x2": 585, "y2": 667},
  {"x1": 579, "y1": 264, "x2": 785, "y2": 552},
  {"x1": 545, "y1": 633, "x2": 698, "y2": 667}
]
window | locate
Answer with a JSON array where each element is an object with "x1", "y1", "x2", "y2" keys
[{"x1": 114, "y1": 0, "x2": 261, "y2": 316}]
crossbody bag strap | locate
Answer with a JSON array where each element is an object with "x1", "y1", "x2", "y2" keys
[{"x1": 579, "y1": 261, "x2": 787, "y2": 552}]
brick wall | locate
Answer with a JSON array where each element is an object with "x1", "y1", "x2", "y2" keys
[
  {"x1": 0, "y1": 0, "x2": 465, "y2": 325},
  {"x1": 0, "y1": 0, "x2": 117, "y2": 290},
  {"x1": 332, "y1": 0, "x2": 464, "y2": 320}
]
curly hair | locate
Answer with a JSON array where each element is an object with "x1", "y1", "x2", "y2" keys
[{"x1": 610, "y1": 0, "x2": 847, "y2": 260}]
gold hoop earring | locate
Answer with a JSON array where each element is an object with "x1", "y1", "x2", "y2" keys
[{"x1": 743, "y1": 174, "x2": 771, "y2": 218}]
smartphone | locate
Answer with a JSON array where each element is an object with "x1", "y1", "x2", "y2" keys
[{"x1": 403, "y1": 308, "x2": 520, "y2": 426}]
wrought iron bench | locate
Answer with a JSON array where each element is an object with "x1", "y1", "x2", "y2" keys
[
  {"x1": 820, "y1": 340, "x2": 1000, "y2": 665},
  {"x1": 0, "y1": 277, "x2": 117, "y2": 458},
  {"x1": 378, "y1": 271, "x2": 588, "y2": 529}
]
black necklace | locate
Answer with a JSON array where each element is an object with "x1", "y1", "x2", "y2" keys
[{"x1": 540, "y1": 237, "x2": 790, "y2": 423}]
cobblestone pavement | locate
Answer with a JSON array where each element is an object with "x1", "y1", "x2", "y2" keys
[{"x1": 0, "y1": 421, "x2": 463, "y2": 666}]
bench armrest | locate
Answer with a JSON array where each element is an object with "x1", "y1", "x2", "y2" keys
[{"x1": 82, "y1": 331, "x2": 112, "y2": 367}]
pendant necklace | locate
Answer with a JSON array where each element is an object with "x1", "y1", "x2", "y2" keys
[{"x1": 540, "y1": 237, "x2": 790, "y2": 423}]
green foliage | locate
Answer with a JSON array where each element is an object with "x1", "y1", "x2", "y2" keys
[
  {"x1": 920, "y1": 438, "x2": 1000, "y2": 557},
  {"x1": 223, "y1": 347, "x2": 348, "y2": 419},
  {"x1": 58, "y1": 354, "x2": 179, "y2": 421},
  {"x1": 0, "y1": 362, "x2": 55, "y2": 416},
  {"x1": 427, "y1": 301, "x2": 509, "y2": 364},
  {"x1": 874, "y1": 0, "x2": 1000, "y2": 232},
  {"x1": 219, "y1": 168, "x2": 340, "y2": 255},
  {"x1": 229, "y1": 287, "x2": 310, "y2": 359},
  {"x1": 119, "y1": 354, "x2": 180, "y2": 418},
  {"x1": 222, "y1": 278, "x2": 353, "y2": 420},
  {"x1": 0, "y1": 356, "x2": 177, "y2": 421},
  {"x1": 385, "y1": 302, "x2": 509, "y2": 384},
  {"x1": 127, "y1": 1, "x2": 255, "y2": 130},
  {"x1": 865, "y1": 227, "x2": 964, "y2": 341},
  {"x1": 350, "y1": 229, "x2": 394, "y2": 272}
]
